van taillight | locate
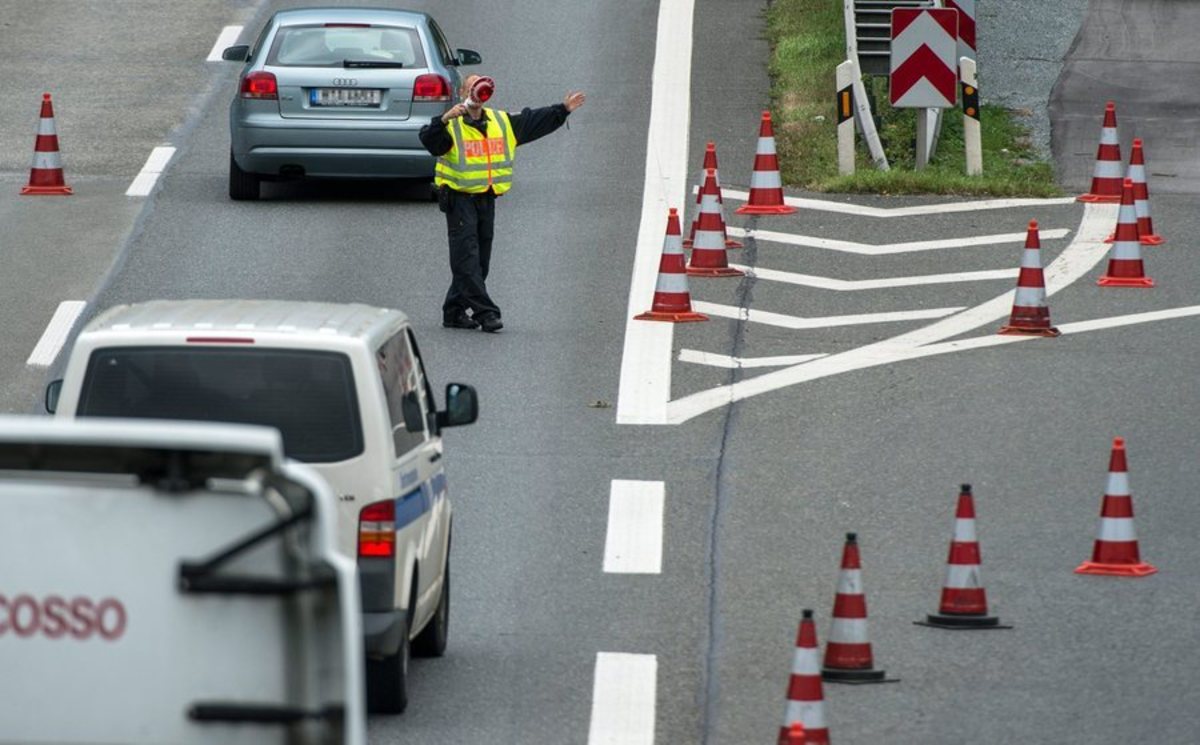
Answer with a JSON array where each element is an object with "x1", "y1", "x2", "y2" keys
[
  {"x1": 413, "y1": 74, "x2": 451, "y2": 102},
  {"x1": 358, "y1": 501, "x2": 395, "y2": 557},
  {"x1": 241, "y1": 71, "x2": 278, "y2": 100}
]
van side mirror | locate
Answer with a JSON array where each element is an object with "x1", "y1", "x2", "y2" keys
[
  {"x1": 436, "y1": 384, "x2": 477, "y2": 428},
  {"x1": 455, "y1": 48, "x2": 482, "y2": 66},
  {"x1": 222, "y1": 45, "x2": 250, "y2": 62},
  {"x1": 45, "y1": 379, "x2": 63, "y2": 414}
]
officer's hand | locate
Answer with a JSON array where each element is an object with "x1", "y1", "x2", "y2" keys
[
  {"x1": 441, "y1": 104, "x2": 467, "y2": 123},
  {"x1": 564, "y1": 91, "x2": 586, "y2": 112}
]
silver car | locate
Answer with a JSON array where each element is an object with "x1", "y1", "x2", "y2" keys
[{"x1": 223, "y1": 7, "x2": 481, "y2": 200}]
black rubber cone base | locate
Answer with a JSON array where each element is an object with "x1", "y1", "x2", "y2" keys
[
  {"x1": 914, "y1": 612, "x2": 1013, "y2": 630},
  {"x1": 821, "y1": 667, "x2": 899, "y2": 685}
]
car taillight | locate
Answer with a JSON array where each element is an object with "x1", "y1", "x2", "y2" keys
[
  {"x1": 358, "y1": 501, "x2": 395, "y2": 558},
  {"x1": 241, "y1": 71, "x2": 278, "y2": 100},
  {"x1": 413, "y1": 74, "x2": 451, "y2": 102}
]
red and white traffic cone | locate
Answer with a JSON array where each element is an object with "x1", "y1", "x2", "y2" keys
[
  {"x1": 634, "y1": 208, "x2": 708, "y2": 323},
  {"x1": 687, "y1": 168, "x2": 744, "y2": 277},
  {"x1": 778, "y1": 610, "x2": 830, "y2": 745},
  {"x1": 917, "y1": 485, "x2": 1011, "y2": 629},
  {"x1": 737, "y1": 111, "x2": 796, "y2": 215},
  {"x1": 999, "y1": 220, "x2": 1060, "y2": 337},
  {"x1": 1077, "y1": 101, "x2": 1122, "y2": 203},
  {"x1": 1075, "y1": 437, "x2": 1157, "y2": 577},
  {"x1": 685, "y1": 142, "x2": 742, "y2": 249},
  {"x1": 21, "y1": 93, "x2": 72, "y2": 196},
  {"x1": 1128, "y1": 138, "x2": 1164, "y2": 245},
  {"x1": 822, "y1": 533, "x2": 893, "y2": 684},
  {"x1": 1098, "y1": 179, "x2": 1155, "y2": 287}
]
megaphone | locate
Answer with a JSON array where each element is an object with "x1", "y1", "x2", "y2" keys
[{"x1": 465, "y1": 76, "x2": 495, "y2": 108}]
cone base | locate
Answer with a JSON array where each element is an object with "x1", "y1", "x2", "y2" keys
[
  {"x1": 1098, "y1": 275, "x2": 1155, "y2": 287},
  {"x1": 735, "y1": 204, "x2": 796, "y2": 215},
  {"x1": 1074, "y1": 560, "x2": 1158, "y2": 577},
  {"x1": 915, "y1": 613, "x2": 1013, "y2": 630},
  {"x1": 1140, "y1": 234, "x2": 1165, "y2": 245},
  {"x1": 634, "y1": 310, "x2": 708, "y2": 323},
  {"x1": 1077, "y1": 193, "x2": 1121, "y2": 203},
  {"x1": 998, "y1": 324, "x2": 1061, "y2": 337},
  {"x1": 687, "y1": 266, "x2": 745, "y2": 277},
  {"x1": 821, "y1": 666, "x2": 898, "y2": 685},
  {"x1": 20, "y1": 184, "x2": 72, "y2": 195}
]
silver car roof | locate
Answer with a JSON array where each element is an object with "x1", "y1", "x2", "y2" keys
[{"x1": 273, "y1": 7, "x2": 431, "y2": 26}]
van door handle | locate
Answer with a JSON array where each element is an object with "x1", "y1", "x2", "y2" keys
[{"x1": 428, "y1": 452, "x2": 442, "y2": 463}]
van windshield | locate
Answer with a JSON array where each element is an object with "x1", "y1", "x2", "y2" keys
[{"x1": 76, "y1": 347, "x2": 363, "y2": 463}]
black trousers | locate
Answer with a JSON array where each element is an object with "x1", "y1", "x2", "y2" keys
[{"x1": 441, "y1": 189, "x2": 500, "y2": 320}]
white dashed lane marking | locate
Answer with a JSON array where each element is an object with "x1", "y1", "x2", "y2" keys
[
  {"x1": 26, "y1": 301, "x2": 85, "y2": 367},
  {"x1": 126, "y1": 146, "x2": 176, "y2": 197},
  {"x1": 588, "y1": 653, "x2": 657, "y2": 745},
  {"x1": 207, "y1": 25, "x2": 244, "y2": 62},
  {"x1": 604, "y1": 480, "x2": 665, "y2": 574}
]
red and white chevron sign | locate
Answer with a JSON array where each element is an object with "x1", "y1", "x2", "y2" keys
[
  {"x1": 889, "y1": 8, "x2": 959, "y2": 109},
  {"x1": 945, "y1": 0, "x2": 976, "y2": 63}
]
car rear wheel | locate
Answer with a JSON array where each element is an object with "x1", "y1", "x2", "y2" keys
[
  {"x1": 413, "y1": 561, "x2": 449, "y2": 657},
  {"x1": 228, "y1": 151, "x2": 260, "y2": 201},
  {"x1": 366, "y1": 616, "x2": 410, "y2": 715}
]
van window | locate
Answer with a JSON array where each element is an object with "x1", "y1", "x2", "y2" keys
[
  {"x1": 377, "y1": 333, "x2": 427, "y2": 457},
  {"x1": 76, "y1": 347, "x2": 363, "y2": 463}
]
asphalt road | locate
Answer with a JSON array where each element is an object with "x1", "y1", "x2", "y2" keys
[{"x1": 3, "y1": 1, "x2": 1200, "y2": 743}]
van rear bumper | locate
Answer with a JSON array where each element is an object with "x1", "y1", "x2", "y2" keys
[{"x1": 362, "y1": 610, "x2": 406, "y2": 657}]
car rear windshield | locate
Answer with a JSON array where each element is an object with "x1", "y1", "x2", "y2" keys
[
  {"x1": 267, "y1": 24, "x2": 426, "y2": 68},
  {"x1": 76, "y1": 347, "x2": 364, "y2": 464}
]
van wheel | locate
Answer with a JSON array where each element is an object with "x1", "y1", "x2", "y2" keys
[
  {"x1": 229, "y1": 151, "x2": 260, "y2": 201},
  {"x1": 366, "y1": 617, "x2": 409, "y2": 714},
  {"x1": 413, "y1": 561, "x2": 449, "y2": 658}
]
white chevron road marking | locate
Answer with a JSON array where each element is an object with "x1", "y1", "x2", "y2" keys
[
  {"x1": 717, "y1": 187, "x2": 1077, "y2": 217},
  {"x1": 678, "y1": 350, "x2": 828, "y2": 369},
  {"x1": 691, "y1": 301, "x2": 963, "y2": 330},
  {"x1": 730, "y1": 264, "x2": 1017, "y2": 290},
  {"x1": 725, "y1": 225, "x2": 1071, "y2": 255}
]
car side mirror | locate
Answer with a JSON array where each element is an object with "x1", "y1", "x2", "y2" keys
[
  {"x1": 222, "y1": 45, "x2": 250, "y2": 62},
  {"x1": 45, "y1": 379, "x2": 63, "y2": 414},
  {"x1": 455, "y1": 48, "x2": 482, "y2": 66},
  {"x1": 436, "y1": 383, "x2": 477, "y2": 428},
  {"x1": 401, "y1": 391, "x2": 425, "y2": 432}
]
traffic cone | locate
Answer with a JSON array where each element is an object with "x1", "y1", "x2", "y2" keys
[
  {"x1": 21, "y1": 93, "x2": 72, "y2": 195},
  {"x1": 999, "y1": 220, "x2": 1060, "y2": 337},
  {"x1": 736, "y1": 111, "x2": 796, "y2": 215},
  {"x1": 1077, "y1": 101, "x2": 1122, "y2": 203},
  {"x1": 1075, "y1": 437, "x2": 1157, "y2": 577},
  {"x1": 822, "y1": 533, "x2": 894, "y2": 684},
  {"x1": 634, "y1": 208, "x2": 708, "y2": 323},
  {"x1": 916, "y1": 485, "x2": 1012, "y2": 630},
  {"x1": 1098, "y1": 179, "x2": 1155, "y2": 287},
  {"x1": 685, "y1": 142, "x2": 742, "y2": 249},
  {"x1": 687, "y1": 168, "x2": 744, "y2": 278},
  {"x1": 1104, "y1": 139, "x2": 1165, "y2": 245},
  {"x1": 778, "y1": 610, "x2": 830, "y2": 745}
]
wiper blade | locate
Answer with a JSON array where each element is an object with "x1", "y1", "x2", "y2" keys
[{"x1": 342, "y1": 60, "x2": 404, "y2": 68}]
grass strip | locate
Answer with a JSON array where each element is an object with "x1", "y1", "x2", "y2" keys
[{"x1": 765, "y1": 0, "x2": 1062, "y2": 197}]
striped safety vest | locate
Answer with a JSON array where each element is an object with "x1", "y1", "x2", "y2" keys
[{"x1": 434, "y1": 108, "x2": 517, "y2": 195}]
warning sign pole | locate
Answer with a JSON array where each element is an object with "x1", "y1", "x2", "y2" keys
[
  {"x1": 836, "y1": 61, "x2": 855, "y2": 175},
  {"x1": 961, "y1": 56, "x2": 982, "y2": 175}
]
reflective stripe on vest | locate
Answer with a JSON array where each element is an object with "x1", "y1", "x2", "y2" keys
[{"x1": 435, "y1": 108, "x2": 517, "y2": 194}]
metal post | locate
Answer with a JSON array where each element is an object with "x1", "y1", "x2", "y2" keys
[
  {"x1": 843, "y1": 0, "x2": 889, "y2": 171},
  {"x1": 836, "y1": 61, "x2": 855, "y2": 175},
  {"x1": 915, "y1": 110, "x2": 930, "y2": 170},
  {"x1": 961, "y1": 57, "x2": 982, "y2": 175}
]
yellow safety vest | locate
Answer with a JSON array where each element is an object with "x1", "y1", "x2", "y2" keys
[{"x1": 434, "y1": 108, "x2": 517, "y2": 195}]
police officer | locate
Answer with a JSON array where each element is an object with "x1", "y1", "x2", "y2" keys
[{"x1": 420, "y1": 75, "x2": 586, "y2": 332}]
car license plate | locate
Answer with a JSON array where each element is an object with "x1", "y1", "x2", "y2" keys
[{"x1": 310, "y1": 88, "x2": 382, "y2": 107}]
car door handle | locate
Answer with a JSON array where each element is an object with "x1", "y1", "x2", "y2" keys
[{"x1": 428, "y1": 451, "x2": 442, "y2": 463}]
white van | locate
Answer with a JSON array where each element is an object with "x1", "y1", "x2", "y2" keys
[
  {"x1": 0, "y1": 416, "x2": 365, "y2": 745},
  {"x1": 47, "y1": 300, "x2": 478, "y2": 714}
]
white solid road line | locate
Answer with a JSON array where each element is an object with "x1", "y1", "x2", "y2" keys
[
  {"x1": 206, "y1": 25, "x2": 244, "y2": 62},
  {"x1": 679, "y1": 349, "x2": 828, "y2": 369},
  {"x1": 615, "y1": 0, "x2": 695, "y2": 425},
  {"x1": 692, "y1": 300, "x2": 963, "y2": 330},
  {"x1": 604, "y1": 480, "x2": 665, "y2": 574},
  {"x1": 731, "y1": 263, "x2": 1017, "y2": 290},
  {"x1": 126, "y1": 146, "x2": 177, "y2": 197},
  {"x1": 725, "y1": 225, "x2": 1071, "y2": 255},
  {"x1": 588, "y1": 653, "x2": 657, "y2": 745},
  {"x1": 717, "y1": 187, "x2": 1077, "y2": 218},
  {"x1": 664, "y1": 203, "x2": 1119, "y2": 424},
  {"x1": 26, "y1": 301, "x2": 86, "y2": 367}
]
